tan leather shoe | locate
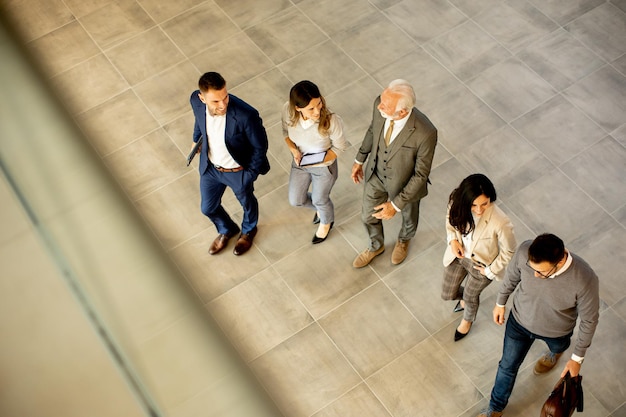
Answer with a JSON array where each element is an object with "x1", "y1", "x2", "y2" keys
[
  {"x1": 391, "y1": 240, "x2": 410, "y2": 265},
  {"x1": 208, "y1": 228, "x2": 239, "y2": 255},
  {"x1": 534, "y1": 351, "x2": 562, "y2": 374},
  {"x1": 353, "y1": 246, "x2": 385, "y2": 268},
  {"x1": 233, "y1": 227, "x2": 257, "y2": 256}
]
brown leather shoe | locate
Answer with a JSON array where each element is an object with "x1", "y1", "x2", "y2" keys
[
  {"x1": 353, "y1": 246, "x2": 385, "y2": 268},
  {"x1": 233, "y1": 227, "x2": 257, "y2": 256},
  {"x1": 534, "y1": 351, "x2": 562, "y2": 374},
  {"x1": 391, "y1": 240, "x2": 410, "y2": 265},
  {"x1": 208, "y1": 228, "x2": 239, "y2": 255}
]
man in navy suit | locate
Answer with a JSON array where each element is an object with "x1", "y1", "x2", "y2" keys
[{"x1": 190, "y1": 72, "x2": 270, "y2": 256}]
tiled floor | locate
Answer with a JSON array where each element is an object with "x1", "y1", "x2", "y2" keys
[{"x1": 3, "y1": 0, "x2": 626, "y2": 416}]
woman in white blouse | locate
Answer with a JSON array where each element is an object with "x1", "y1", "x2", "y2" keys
[
  {"x1": 282, "y1": 81, "x2": 349, "y2": 244},
  {"x1": 442, "y1": 174, "x2": 516, "y2": 341}
]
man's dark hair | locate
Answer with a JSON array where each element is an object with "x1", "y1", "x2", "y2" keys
[
  {"x1": 198, "y1": 72, "x2": 226, "y2": 92},
  {"x1": 528, "y1": 233, "x2": 565, "y2": 264}
]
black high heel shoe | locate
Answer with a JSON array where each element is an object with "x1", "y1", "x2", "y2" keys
[
  {"x1": 454, "y1": 321, "x2": 472, "y2": 342},
  {"x1": 453, "y1": 300, "x2": 464, "y2": 313},
  {"x1": 312, "y1": 222, "x2": 333, "y2": 244},
  {"x1": 313, "y1": 213, "x2": 320, "y2": 224}
]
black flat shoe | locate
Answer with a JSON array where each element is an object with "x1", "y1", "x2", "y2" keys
[
  {"x1": 313, "y1": 213, "x2": 320, "y2": 224},
  {"x1": 453, "y1": 300, "x2": 464, "y2": 313},
  {"x1": 312, "y1": 222, "x2": 333, "y2": 244}
]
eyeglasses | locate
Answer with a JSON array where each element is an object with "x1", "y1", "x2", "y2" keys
[{"x1": 526, "y1": 260, "x2": 559, "y2": 278}]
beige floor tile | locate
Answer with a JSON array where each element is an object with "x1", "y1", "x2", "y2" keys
[
  {"x1": 320, "y1": 282, "x2": 428, "y2": 377},
  {"x1": 161, "y1": 2, "x2": 239, "y2": 57},
  {"x1": 474, "y1": 0, "x2": 557, "y2": 54},
  {"x1": 385, "y1": 0, "x2": 467, "y2": 44},
  {"x1": 136, "y1": 312, "x2": 237, "y2": 409},
  {"x1": 209, "y1": 267, "x2": 313, "y2": 361},
  {"x1": 2, "y1": 0, "x2": 74, "y2": 41},
  {"x1": 508, "y1": 169, "x2": 613, "y2": 242},
  {"x1": 104, "y1": 128, "x2": 189, "y2": 199},
  {"x1": 560, "y1": 137, "x2": 626, "y2": 213},
  {"x1": 230, "y1": 68, "x2": 294, "y2": 128},
  {"x1": 298, "y1": 0, "x2": 377, "y2": 37},
  {"x1": 246, "y1": 7, "x2": 328, "y2": 65},
  {"x1": 312, "y1": 383, "x2": 391, "y2": 417},
  {"x1": 27, "y1": 20, "x2": 100, "y2": 76},
  {"x1": 108, "y1": 26, "x2": 185, "y2": 85},
  {"x1": 134, "y1": 61, "x2": 200, "y2": 125},
  {"x1": 581, "y1": 296, "x2": 626, "y2": 411},
  {"x1": 189, "y1": 32, "x2": 274, "y2": 89},
  {"x1": 468, "y1": 57, "x2": 557, "y2": 122},
  {"x1": 511, "y1": 95, "x2": 605, "y2": 166},
  {"x1": 50, "y1": 54, "x2": 128, "y2": 113},
  {"x1": 528, "y1": 0, "x2": 605, "y2": 25},
  {"x1": 134, "y1": 172, "x2": 209, "y2": 249},
  {"x1": 563, "y1": 65, "x2": 626, "y2": 132},
  {"x1": 170, "y1": 231, "x2": 271, "y2": 303},
  {"x1": 367, "y1": 337, "x2": 483, "y2": 417},
  {"x1": 385, "y1": 243, "x2": 453, "y2": 334},
  {"x1": 80, "y1": 0, "x2": 155, "y2": 49},
  {"x1": 274, "y1": 233, "x2": 380, "y2": 319},
  {"x1": 373, "y1": 49, "x2": 463, "y2": 108},
  {"x1": 333, "y1": 11, "x2": 416, "y2": 74},
  {"x1": 423, "y1": 20, "x2": 510, "y2": 82},
  {"x1": 76, "y1": 89, "x2": 160, "y2": 156},
  {"x1": 517, "y1": 28, "x2": 606, "y2": 91},
  {"x1": 425, "y1": 85, "x2": 505, "y2": 155},
  {"x1": 458, "y1": 125, "x2": 553, "y2": 199},
  {"x1": 278, "y1": 40, "x2": 368, "y2": 97},
  {"x1": 136, "y1": 0, "x2": 206, "y2": 23},
  {"x1": 250, "y1": 324, "x2": 361, "y2": 417},
  {"x1": 565, "y1": 3, "x2": 626, "y2": 61},
  {"x1": 214, "y1": 0, "x2": 293, "y2": 29}
]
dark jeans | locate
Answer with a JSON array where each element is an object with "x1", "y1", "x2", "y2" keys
[
  {"x1": 489, "y1": 314, "x2": 572, "y2": 412},
  {"x1": 200, "y1": 165, "x2": 258, "y2": 235}
]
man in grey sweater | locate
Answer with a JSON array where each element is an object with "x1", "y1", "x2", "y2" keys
[{"x1": 478, "y1": 233, "x2": 600, "y2": 417}]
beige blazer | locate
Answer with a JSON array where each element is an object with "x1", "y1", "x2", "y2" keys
[{"x1": 443, "y1": 204, "x2": 516, "y2": 281}]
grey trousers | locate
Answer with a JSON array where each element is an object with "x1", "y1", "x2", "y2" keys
[
  {"x1": 441, "y1": 257, "x2": 493, "y2": 322},
  {"x1": 361, "y1": 172, "x2": 420, "y2": 251},
  {"x1": 288, "y1": 159, "x2": 338, "y2": 224}
]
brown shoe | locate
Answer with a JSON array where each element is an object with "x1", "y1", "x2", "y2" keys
[
  {"x1": 534, "y1": 351, "x2": 563, "y2": 374},
  {"x1": 391, "y1": 240, "x2": 410, "y2": 265},
  {"x1": 209, "y1": 228, "x2": 240, "y2": 255},
  {"x1": 233, "y1": 227, "x2": 257, "y2": 256},
  {"x1": 353, "y1": 246, "x2": 385, "y2": 268}
]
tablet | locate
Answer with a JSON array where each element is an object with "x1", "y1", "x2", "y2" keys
[{"x1": 299, "y1": 151, "x2": 327, "y2": 166}]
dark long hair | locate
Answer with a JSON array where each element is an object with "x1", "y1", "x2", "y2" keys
[
  {"x1": 448, "y1": 174, "x2": 497, "y2": 235},
  {"x1": 288, "y1": 80, "x2": 332, "y2": 136}
]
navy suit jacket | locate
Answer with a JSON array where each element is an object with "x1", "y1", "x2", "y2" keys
[{"x1": 190, "y1": 91, "x2": 270, "y2": 176}]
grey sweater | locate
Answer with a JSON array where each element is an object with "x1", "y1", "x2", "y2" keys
[{"x1": 497, "y1": 240, "x2": 600, "y2": 357}]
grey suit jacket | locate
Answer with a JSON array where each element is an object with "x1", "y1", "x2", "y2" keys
[{"x1": 355, "y1": 96, "x2": 437, "y2": 210}]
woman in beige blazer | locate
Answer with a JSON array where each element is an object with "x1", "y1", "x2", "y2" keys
[{"x1": 442, "y1": 174, "x2": 516, "y2": 341}]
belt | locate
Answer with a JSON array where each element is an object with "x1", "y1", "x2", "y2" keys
[{"x1": 214, "y1": 165, "x2": 243, "y2": 173}]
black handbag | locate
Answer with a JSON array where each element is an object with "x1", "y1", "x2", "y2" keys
[{"x1": 540, "y1": 372, "x2": 583, "y2": 417}]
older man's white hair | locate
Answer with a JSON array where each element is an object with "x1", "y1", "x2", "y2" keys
[{"x1": 387, "y1": 79, "x2": 416, "y2": 112}]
